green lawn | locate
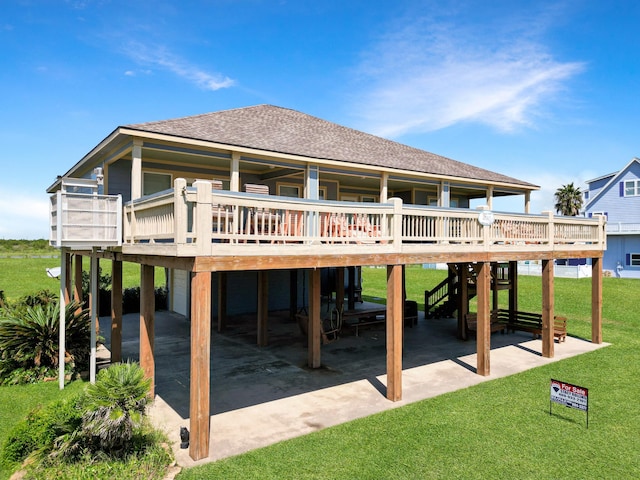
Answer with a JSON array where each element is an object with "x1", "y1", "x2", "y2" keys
[
  {"x1": 2, "y1": 264, "x2": 639, "y2": 479},
  {"x1": 177, "y1": 267, "x2": 640, "y2": 479},
  {"x1": 0, "y1": 257, "x2": 166, "y2": 302}
]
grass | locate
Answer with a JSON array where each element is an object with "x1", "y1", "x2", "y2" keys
[
  {"x1": 176, "y1": 266, "x2": 640, "y2": 479},
  {"x1": 0, "y1": 257, "x2": 166, "y2": 302}
]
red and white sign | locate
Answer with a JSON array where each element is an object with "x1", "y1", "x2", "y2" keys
[{"x1": 550, "y1": 379, "x2": 588, "y2": 412}]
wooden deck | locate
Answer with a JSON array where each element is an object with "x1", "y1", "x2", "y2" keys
[{"x1": 51, "y1": 178, "x2": 607, "y2": 271}]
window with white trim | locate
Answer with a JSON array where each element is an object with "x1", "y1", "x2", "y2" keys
[
  {"x1": 631, "y1": 254, "x2": 640, "y2": 266},
  {"x1": 624, "y1": 179, "x2": 640, "y2": 197}
]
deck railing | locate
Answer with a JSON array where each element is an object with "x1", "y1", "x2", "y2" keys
[
  {"x1": 118, "y1": 179, "x2": 607, "y2": 256},
  {"x1": 50, "y1": 191, "x2": 122, "y2": 248}
]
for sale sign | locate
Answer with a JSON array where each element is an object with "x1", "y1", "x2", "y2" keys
[{"x1": 550, "y1": 379, "x2": 588, "y2": 411}]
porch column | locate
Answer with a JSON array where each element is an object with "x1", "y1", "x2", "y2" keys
[
  {"x1": 131, "y1": 138, "x2": 143, "y2": 200},
  {"x1": 190, "y1": 270, "x2": 211, "y2": 461},
  {"x1": 440, "y1": 181, "x2": 450, "y2": 207},
  {"x1": 476, "y1": 262, "x2": 491, "y2": 376},
  {"x1": 591, "y1": 257, "x2": 603, "y2": 343},
  {"x1": 386, "y1": 264, "x2": 403, "y2": 401},
  {"x1": 524, "y1": 191, "x2": 531, "y2": 214},
  {"x1": 217, "y1": 272, "x2": 227, "y2": 332},
  {"x1": 111, "y1": 259, "x2": 123, "y2": 363},
  {"x1": 305, "y1": 165, "x2": 320, "y2": 200},
  {"x1": 257, "y1": 270, "x2": 269, "y2": 346},
  {"x1": 140, "y1": 264, "x2": 155, "y2": 395},
  {"x1": 308, "y1": 269, "x2": 321, "y2": 368},
  {"x1": 541, "y1": 259, "x2": 554, "y2": 358},
  {"x1": 231, "y1": 152, "x2": 240, "y2": 192},
  {"x1": 486, "y1": 186, "x2": 494, "y2": 210},
  {"x1": 380, "y1": 172, "x2": 389, "y2": 202}
]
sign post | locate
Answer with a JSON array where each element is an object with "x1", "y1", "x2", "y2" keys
[{"x1": 550, "y1": 379, "x2": 589, "y2": 428}]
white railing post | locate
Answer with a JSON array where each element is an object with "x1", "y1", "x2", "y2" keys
[
  {"x1": 194, "y1": 180, "x2": 212, "y2": 254},
  {"x1": 542, "y1": 210, "x2": 555, "y2": 245},
  {"x1": 390, "y1": 197, "x2": 403, "y2": 251},
  {"x1": 476, "y1": 205, "x2": 493, "y2": 250},
  {"x1": 174, "y1": 178, "x2": 188, "y2": 245}
]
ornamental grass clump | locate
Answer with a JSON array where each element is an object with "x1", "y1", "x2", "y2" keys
[
  {"x1": 79, "y1": 362, "x2": 152, "y2": 456},
  {"x1": 0, "y1": 299, "x2": 91, "y2": 384}
]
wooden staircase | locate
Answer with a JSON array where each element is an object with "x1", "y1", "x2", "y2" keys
[{"x1": 424, "y1": 263, "x2": 512, "y2": 319}]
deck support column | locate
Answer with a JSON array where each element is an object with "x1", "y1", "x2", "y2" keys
[
  {"x1": 336, "y1": 267, "x2": 345, "y2": 314},
  {"x1": 217, "y1": 272, "x2": 227, "y2": 332},
  {"x1": 541, "y1": 259, "x2": 554, "y2": 358},
  {"x1": 73, "y1": 254, "x2": 83, "y2": 312},
  {"x1": 63, "y1": 252, "x2": 72, "y2": 303},
  {"x1": 111, "y1": 259, "x2": 123, "y2": 363},
  {"x1": 491, "y1": 263, "x2": 499, "y2": 311},
  {"x1": 476, "y1": 262, "x2": 491, "y2": 376},
  {"x1": 591, "y1": 257, "x2": 603, "y2": 343},
  {"x1": 140, "y1": 264, "x2": 155, "y2": 395},
  {"x1": 58, "y1": 248, "x2": 70, "y2": 390},
  {"x1": 190, "y1": 270, "x2": 211, "y2": 461},
  {"x1": 89, "y1": 253, "x2": 99, "y2": 383},
  {"x1": 257, "y1": 271, "x2": 269, "y2": 346},
  {"x1": 386, "y1": 264, "x2": 403, "y2": 401},
  {"x1": 509, "y1": 261, "x2": 518, "y2": 317},
  {"x1": 458, "y1": 264, "x2": 469, "y2": 340},
  {"x1": 308, "y1": 269, "x2": 321, "y2": 368},
  {"x1": 289, "y1": 269, "x2": 298, "y2": 321},
  {"x1": 347, "y1": 266, "x2": 356, "y2": 310}
]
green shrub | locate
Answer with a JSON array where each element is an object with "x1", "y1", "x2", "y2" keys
[
  {"x1": 0, "y1": 300, "x2": 91, "y2": 384},
  {"x1": 79, "y1": 362, "x2": 151, "y2": 457},
  {"x1": 1, "y1": 395, "x2": 83, "y2": 465}
]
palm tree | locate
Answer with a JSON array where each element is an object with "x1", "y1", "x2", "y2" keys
[{"x1": 554, "y1": 182, "x2": 583, "y2": 216}]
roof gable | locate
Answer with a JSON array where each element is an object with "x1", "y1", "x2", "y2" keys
[
  {"x1": 585, "y1": 157, "x2": 640, "y2": 208},
  {"x1": 125, "y1": 105, "x2": 536, "y2": 188}
]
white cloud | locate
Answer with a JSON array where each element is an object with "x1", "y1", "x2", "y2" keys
[
  {"x1": 352, "y1": 8, "x2": 585, "y2": 137},
  {"x1": 122, "y1": 41, "x2": 235, "y2": 91},
  {"x1": 0, "y1": 191, "x2": 50, "y2": 240},
  {"x1": 487, "y1": 169, "x2": 594, "y2": 216}
]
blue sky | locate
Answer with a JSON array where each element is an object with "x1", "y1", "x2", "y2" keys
[{"x1": 1, "y1": 0, "x2": 639, "y2": 239}]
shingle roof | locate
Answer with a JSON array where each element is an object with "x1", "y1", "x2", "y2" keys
[{"x1": 126, "y1": 105, "x2": 536, "y2": 188}]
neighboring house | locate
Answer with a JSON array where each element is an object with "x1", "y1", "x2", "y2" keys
[
  {"x1": 584, "y1": 157, "x2": 640, "y2": 278},
  {"x1": 46, "y1": 105, "x2": 606, "y2": 460}
]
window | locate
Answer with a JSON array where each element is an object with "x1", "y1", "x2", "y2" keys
[
  {"x1": 361, "y1": 195, "x2": 378, "y2": 203},
  {"x1": 624, "y1": 180, "x2": 640, "y2": 197},
  {"x1": 631, "y1": 254, "x2": 640, "y2": 267},
  {"x1": 279, "y1": 185, "x2": 300, "y2": 198},
  {"x1": 143, "y1": 172, "x2": 172, "y2": 196}
]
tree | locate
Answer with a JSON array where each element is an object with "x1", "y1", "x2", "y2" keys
[{"x1": 554, "y1": 182, "x2": 583, "y2": 216}]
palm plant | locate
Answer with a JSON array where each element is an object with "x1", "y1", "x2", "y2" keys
[
  {"x1": 554, "y1": 182, "x2": 583, "y2": 216},
  {"x1": 81, "y1": 362, "x2": 151, "y2": 455},
  {"x1": 0, "y1": 300, "x2": 91, "y2": 381}
]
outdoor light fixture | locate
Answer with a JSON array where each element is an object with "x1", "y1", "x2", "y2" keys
[
  {"x1": 93, "y1": 167, "x2": 104, "y2": 185},
  {"x1": 180, "y1": 426, "x2": 190, "y2": 449}
]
